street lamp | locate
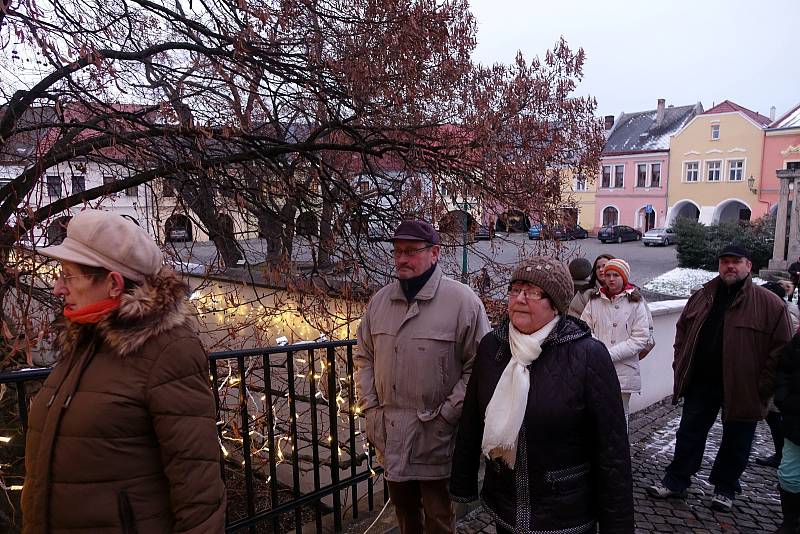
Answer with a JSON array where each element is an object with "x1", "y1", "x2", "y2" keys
[{"x1": 747, "y1": 175, "x2": 758, "y2": 194}]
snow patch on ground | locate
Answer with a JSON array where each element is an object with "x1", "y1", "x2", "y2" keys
[{"x1": 643, "y1": 268, "x2": 764, "y2": 297}]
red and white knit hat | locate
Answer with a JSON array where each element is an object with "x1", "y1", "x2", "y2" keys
[{"x1": 603, "y1": 258, "x2": 630, "y2": 286}]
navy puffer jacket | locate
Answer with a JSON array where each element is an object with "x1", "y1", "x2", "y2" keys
[{"x1": 450, "y1": 315, "x2": 634, "y2": 534}]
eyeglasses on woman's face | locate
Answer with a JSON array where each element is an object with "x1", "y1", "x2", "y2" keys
[{"x1": 508, "y1": 284, "x2": 546, "y2": 301}]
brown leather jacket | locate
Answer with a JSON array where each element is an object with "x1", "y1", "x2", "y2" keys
[
  {"x1": 22, "y1": 267, "x2": 226, "y2": 533},
  {"x1": 672, "y1": 275, "x2": 792, "y2": 422}
]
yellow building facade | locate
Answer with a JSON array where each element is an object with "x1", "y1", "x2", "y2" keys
[{"x1": 666, "y1": 101, "x2": 772, "y2": 225}]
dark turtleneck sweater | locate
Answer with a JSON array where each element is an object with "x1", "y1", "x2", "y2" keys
[
  {"x1": 399, "y1": 263, "x2": 437, "y2": 301},
  {"x1": 689, "y1": 277, "x2": 748, "y2": 390}
]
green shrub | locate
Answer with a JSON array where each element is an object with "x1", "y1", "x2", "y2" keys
[{"x1": 674, "y1": 216, "x2": 775, "y2": 271}]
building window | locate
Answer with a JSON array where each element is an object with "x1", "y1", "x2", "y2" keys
[
  {"x1": 602, "y1": 206, "x2": 619, "y2": 226},
  {"x1": 71, "y1": 174, "x2": 85, "y2": 194},
  {"x1": 711, "y1": 124, "x2": 720, "y2": 140},
  {"x1": 650, "y1": 163, "x2": 661, "y2": 187},
  {"x1": 707, "y1": 160, "x2": 722, "y2": 182},
  {"x1": 358, "y1": 181, "x2": 370, "y2": 193},
  {"x1": 46, "y1": 175, "x2": 62, "y2": 198},
  {"x1": 163, "y1": 177, "x2": 176, "y2": 198},
  {"x1": 728, "y1": 160, "x2": 744, "y2": 181},
  {"x1": 614, "y1": 165, "x2": 624, "y2": 188},
  {"x1": 636, "y1": 164, "x2": 647, "y2": 188},
  {"x1": 574, "y1": 174, "x2": 587, "y2": 191},
  {"x1": 601, "y1": 166, "x2": 612, "y2": 188},
  {"x1": 685, "y1": 161, "x2": 699, "y2": 182},
  {"x1": 125, "y1": 184, "x2": 138, "y2": 197}
]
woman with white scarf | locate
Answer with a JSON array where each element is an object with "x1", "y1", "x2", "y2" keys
[{"x1": 450, "y1": 257, "x2": 633, "y2": 534}]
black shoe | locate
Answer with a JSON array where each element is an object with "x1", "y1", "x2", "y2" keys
[
  {"x1": 777, "y1": 488, "x2": 800, "y2": 533},
  {"x1": 755, "y1": 454, "x2": 781, "y2": 468}
]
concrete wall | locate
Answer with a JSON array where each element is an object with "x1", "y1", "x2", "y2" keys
[{"x1": 630, "y1": 299, "x2": 686, "y2": 413}]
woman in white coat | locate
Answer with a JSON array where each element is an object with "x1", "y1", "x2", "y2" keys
[{"x1": 581, "y1": 258, "x2": 650, "y2": 424}]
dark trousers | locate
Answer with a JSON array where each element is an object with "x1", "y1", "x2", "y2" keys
[
  {"x1": 387, "y1": 479, "x2": 455, "y2": 534},
  {"x1": 495, "y1": 524, "x2": 513, "y2": 534},
  {"x1": 663, "y1": 384, "x2": 757, "y2": 498},
  {"x1": 766, "y1": 410, "x2": 785, "y2": 458}
]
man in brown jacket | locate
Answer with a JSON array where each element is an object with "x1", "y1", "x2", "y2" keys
[
  {"x1": 648, "y1": 244, "x2": 792, "y2": 512},
  {"x1": 355, "y1": 220, "x2": 490, "y2": 534}
]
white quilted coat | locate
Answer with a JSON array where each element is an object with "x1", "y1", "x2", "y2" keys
[{"x1": 580, "y1": 288, "x2": 650, "y2": 393}]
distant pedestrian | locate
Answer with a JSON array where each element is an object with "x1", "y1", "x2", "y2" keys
[
  {"x1": 568, "y1": 253, "x2": 614, "y2": 318},
  {"x1": 354, "y1": 220, "x2": 490, "y2": 534},
  {"x1": 774, "y1": 330, "x2": 800, "y2": 533},
  {"x1": 756, "y1": 282, "x2": 800, "y2": 470},
  {"x1": 477, "y1": 267, "x2": 491, "y2": 296},
  {"x1": 580, "y1": 258, "x2": 649, "y2": 425},
  {"x1": 647, "y1": 244, "x2": 792, "y2": 512},
  {"x1": 22, "y1": 209, "x2": 226, "y2": 533},
  {"x1": 450, "y1": 257, "x2": 634, "y2": 534},
  {"x1": 568, "y1": 257, "x2": 593, "y2": 294},
  {"x1": 789, "y1": 256, "x2": 800, "y2": 301}
]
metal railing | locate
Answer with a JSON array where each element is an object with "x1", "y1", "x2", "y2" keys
[{"x1": 0, "y1": 340, "x2": 387, "y2": 533}]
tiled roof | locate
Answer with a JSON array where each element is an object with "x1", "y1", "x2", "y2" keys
[
  {"x1": 769, "y1": 103, "x2": 800, "y2": 130},
  {"x1": 702, "y1": 100, "x2": 772, "y2": 126},
  {"x1": 602, "y1": 103, "x2": 700, "y2": 155}
]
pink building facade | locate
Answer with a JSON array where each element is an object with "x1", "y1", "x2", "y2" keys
[
  {"x1": 761, "y1": 103, "x2": 800, "y2": 217},
  {"x1": 595, "y1": 100, "x2": 702, "y2": 233}
]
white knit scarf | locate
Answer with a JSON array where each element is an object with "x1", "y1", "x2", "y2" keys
[{"x1": 481, "y1": 315, "x2": 560, "y2": 468}]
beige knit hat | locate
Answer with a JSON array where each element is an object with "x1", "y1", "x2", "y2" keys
[
  {"x1": 37, "y1": 209, "x2": 163, "y2": 282},
  {"x1": 510, "y1": 256, "x2": 574, "y2": 313}
]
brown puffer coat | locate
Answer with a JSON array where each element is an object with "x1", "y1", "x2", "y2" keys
[{"x1": 22, "y1": 267, "x2": 226, "y2": 534}]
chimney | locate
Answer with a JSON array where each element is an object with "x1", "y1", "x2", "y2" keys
[
  {"x1": 770, "y1": 106, "x2": 776, "y2": 121},
  {"x1": 655, "y1": 98, "x2": 666, "y2": 126},
  {"x1": 604, "y1": 115, "x2": 615, "y2": 130}
]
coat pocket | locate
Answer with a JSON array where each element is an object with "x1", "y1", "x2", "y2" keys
[
  {"x1": 410, "y1": 415, "x2": 455, "y2": 465},
  {"x1": 543, "y1": 463, "x2": 593, "y2": 522},
  {"x1": 117, "y1": 490, "x2": 138, "y2": 534},
  {"x1": 365, "y1": 407, "x2": 386, "y2": 453}
]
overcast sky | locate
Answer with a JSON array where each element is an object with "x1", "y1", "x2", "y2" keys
[{"x1": 468, "y1": 0, "x2": 798, "y2": 121}]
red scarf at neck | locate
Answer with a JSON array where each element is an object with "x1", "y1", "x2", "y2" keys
[{"x1": 63, "y1": 298, "x2": 120, "y2": 324}]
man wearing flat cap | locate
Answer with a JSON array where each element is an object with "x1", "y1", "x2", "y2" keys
[
  {"x1": 648, "y1": 244, "x2": 792, "y2": 512},
  {"x1": 354, "y1": 220, "x2": 490, "y2": 533}
]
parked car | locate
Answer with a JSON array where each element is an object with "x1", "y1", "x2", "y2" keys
[
  {"x1": 528, "y1": 224, "x2": 543, "y2": 240},
  {"x1": 643, "y1": 227, "x2": 679, "y2": 246},
  {"x1": 559, "y1": 224, "x2": 589, "y2": 240},
  {"x1": 474, "y1": 224, "x2": 491, "y2": 241},
  {"x1": 598, "y1": 225, "x2": 641, "y2": 243}
]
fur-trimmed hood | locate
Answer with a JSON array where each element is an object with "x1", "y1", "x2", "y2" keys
[
  {"x1": 588, "y1": 285, "x2": 642, "y2": 303},
  {"x1": 57, "y1": 266, "x2": 196, "y2": 359}
]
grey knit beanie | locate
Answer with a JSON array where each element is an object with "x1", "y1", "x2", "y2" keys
[
  {"x1": 568, "y1": 257, "x2": 593, "y2": 282},
  {"x1": 510, "y1": 257, "x2": 574, "y2": 313}
]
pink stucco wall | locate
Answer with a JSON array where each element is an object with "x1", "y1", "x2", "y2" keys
[
  {"x1": 594, "y1": 152, "x2": 671, "y2": 231},
  {"x1": 760, "y1": 131, "x2": 800, "y2": 216}
]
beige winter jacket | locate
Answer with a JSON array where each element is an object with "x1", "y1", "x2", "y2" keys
[
  {"x1": 581, "y1": 287, "x2": 650, "y2": 393},
  {"x1": 354, "y1": 266, "x2": 490, "y2": 482}
]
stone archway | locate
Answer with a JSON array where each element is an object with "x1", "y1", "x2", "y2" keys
[
  {"x1": 439, "y1": 210, "x2": 476, "y2": 235},
  {"x1": 637, "y1": 207, "x2": 656, "y2": 232},
  {"x1": 713, "y1": 199, "x2": 751, "y2": 224},
  {"x1": 495, "y1": 210, "x2": 530, "y2": 233},
  {"x1": 601, "y1": 206, "x2": 618, "y2": 227},
  {"x1": 296, "y1": 212, "x2": 319, "y2": 237},
  {"x1": 668, "y1": 200, "x2": 700, "y2": 226}
]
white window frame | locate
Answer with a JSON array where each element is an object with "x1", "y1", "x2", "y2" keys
[
  {"x1": 601, "y1": 165, "x2": 612, "y2": 189},
  {"x1": 573, "y1": 174, "x2": 587, "y2": 191},
  {"x1": 726, "y1": 158, "x2": 745, "y2": 182},
  {"x1": 711, "y1": 123, "x2": 720, "y2": 140},
  {"x1": 706, "y1": 160, "x2": 722, "y2": 182},
  {"x1": 684, "y1": 161, "x2": 700, "y2": 182},
  {"x1": 613, "y1": 164, "x2": 624, "y2": 189},
  {"x1": 636, "y1": 163, "x2": 648, "y2": 188},
  {"x1": 649, "y1": 162, "x2": 662, "y2": 188}
]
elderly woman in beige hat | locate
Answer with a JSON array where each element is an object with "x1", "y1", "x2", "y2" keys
[
  {"x1": 22, "y1": 209, "x2": 225, "y2": 534},
  {"x1": 450, "y1": 256, "x2": 633, "y2": 534}
]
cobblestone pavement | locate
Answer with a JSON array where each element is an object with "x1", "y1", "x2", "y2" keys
[{"x1": 456, "y1": 398, "x2": 783, "y2": 534}]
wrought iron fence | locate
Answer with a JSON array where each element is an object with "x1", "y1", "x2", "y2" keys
[{"x1": 0, "y1": 339, "x2": 387, "y2": 533}]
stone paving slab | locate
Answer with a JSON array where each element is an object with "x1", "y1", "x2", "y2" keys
[{"x1": 345, "y1": 397, "x2": 784, "y2": 533}]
